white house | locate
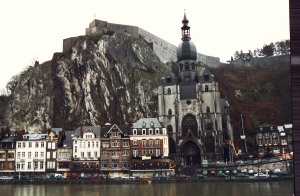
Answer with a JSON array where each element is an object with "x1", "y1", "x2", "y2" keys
[
  {"x1": 15, "y1": 134, "x2": 47, "y2": 175},
  {"x1": 72, "y1": 127, "x2": 101, "y2": 161}
]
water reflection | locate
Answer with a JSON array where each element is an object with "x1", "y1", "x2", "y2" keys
[{"x1": 1, "y1": 181, "x2": 293, "y2": 196}]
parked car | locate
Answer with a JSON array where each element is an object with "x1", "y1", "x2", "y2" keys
[
  {"x1": 49, "y1": 173, "x2": 66, "y2": 180},
  {"x1": 122, "y1": 175, "x2": 137, "y2": 180},
  {"x1": 176, "y1": 174, "x2": 191, "y2": 180},
  {"x1": 197, "y1": 174, "x2": 207, "y2": 180},
  {"x1": 31, "y1": 175, "x2": 46, "y2": 180},
  {"x1": 0, "y1": 176, "x2": 14, "y2": 180},
  {"x1": 80, "y1": 176, "x2": 92, "y2": 180},
  {"x1": 153, "y1": 175, "x2": 169, "y2": 180},
  {"x1": 276, "y1": 172, "x2": 292, "y2": 177},
  {"x1": 216, "y1": 172, "x2": 229, "y2": 179},
  {"x1": 67, "y1": 173, "x2": 80, "y2": 179},
  {"x1": 19, "y1": 176, "x2": 31, "y2": 181},
  {"x1": 235, "y1": 173, "x2": 249, "y2": 179},
  {"x1": 254, "y1": 173, "x2": 269, "y2": 179}
]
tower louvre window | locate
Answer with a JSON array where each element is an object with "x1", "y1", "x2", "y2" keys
[
  {"x1": 168, "y1": 109, "x2": 172, "y2": 116},
  {"x1": 167, "y1": 88, "x2": 171, "y2": 95},
  {"x1": 185, "y1": 62, "x2": 189, "y2": 70}
]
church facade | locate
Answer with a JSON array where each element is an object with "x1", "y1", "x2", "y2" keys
[{"x1": 158, "y1": 13, "x2": 233, "y2": 166}]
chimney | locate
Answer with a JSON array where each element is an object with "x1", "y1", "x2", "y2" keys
[{"x1": 80, "y1": 125, "x2": 83, "y2": 137}]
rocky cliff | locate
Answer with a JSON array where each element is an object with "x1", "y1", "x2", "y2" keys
[{"x1": 4, "y1": 32, "x2": 166, "y2": 132}]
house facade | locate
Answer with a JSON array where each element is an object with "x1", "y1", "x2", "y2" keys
[
  {"x1": 129, "y1": 118, "x2": 174, "y2": 177},
  {"x1": 71, "y1": 126, "x2": 101, "y2": 176},
  {"x1": 255, "y1": 123, "x2": 293, "y2": 158},
  {"x1": 15, "y1": 134, "x2": 47, "y2": 177},
  {"x1": 0, "y1": 128, "x2": 22, "y2": 175},
  {"x1": 100, "y1": 124, "x2": 130, "y2": 177}
]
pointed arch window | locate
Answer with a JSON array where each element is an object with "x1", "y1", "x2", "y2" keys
[
  {"x1": 206, "y1": 106, "x2": 210, "y2": 113},
  {"x1": 167, "y1": 88, "x2": 171, "y2": 95},
  {"x1": 185, "y1": 62, "x2": 189, "y2": 70},
  {"x1": 180, "y1": 63, "x2": 183, "y2": 71},
  {"x1": 205, "y1": 85, "x2": 208, "y2": 92},
  {"x1": 168, "y1": 109, "x2": 172, "y2": 116},
  {"x1": 191, "y1": 63, "x2": 196, "y2": 70}
]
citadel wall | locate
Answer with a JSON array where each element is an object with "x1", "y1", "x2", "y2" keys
[
  {"x1": 230, "y1": 54, "x2": 290, "y2": 67},
  {"x1": 83, "y1": 19, "x2": 221, "y2": 67}
]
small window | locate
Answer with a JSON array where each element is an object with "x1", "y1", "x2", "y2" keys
[
  {"x1": 206, "y1": 106, "x2": 210, "y2": 113},
  {"x1": 168, "y1": 109, "x2": 172, "y2": 116},
  {"x1": 180, "y1": 63, "x2": 183, "y2": 71},
  {"x1": 205, "y1": 85, "x2": 208, "y2": 92},
  {"x1": 167, "y1": 88, "x2": 171, "y2": 95},
  {"x1": 142, "y1": 129, "x2": 146, "y2": 135},
  {"x1": 191, "y1": 63, "x2": 196, "y2": 70},
  {"x1": 133, "y1": 129, "x2": 137, "y2": 135},
  {"x1": 149, "y1": 129, "x2": 153, "y2": 135},
  {"x1": 185, "y1": 62, "x2": 189, "y2": 70}
]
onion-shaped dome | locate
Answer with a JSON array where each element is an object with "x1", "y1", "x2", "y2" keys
[{"x1": 176, "y1": 12, "x2": 197, "y2": 61}]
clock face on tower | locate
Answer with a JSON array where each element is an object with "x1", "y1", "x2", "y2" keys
[{"x1": 185, "y1": 76, "x2": 190, "y2": 81}]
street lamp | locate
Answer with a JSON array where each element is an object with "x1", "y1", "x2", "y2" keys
[{"x1": 240, "y1": 114, "x2": 247, "y2": 156}]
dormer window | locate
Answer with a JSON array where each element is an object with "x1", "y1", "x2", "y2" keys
[
  {"x1": 142, "y1": 122, "x2": 146, "y2": 128},
  {"x1": 150, "y1": 121, "x2": 154, "y2": 128}
]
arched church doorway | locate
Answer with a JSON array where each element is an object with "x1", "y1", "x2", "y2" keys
[
  {"x1": 181, "y1": 140, "x2": 201, "y2": 166},
  {"x1": 181, "y1": 114, "x2": 198, "y2": 137}
]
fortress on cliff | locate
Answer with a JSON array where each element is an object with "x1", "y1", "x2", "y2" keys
[
  {"x1": 62, "y1": 19, "x2": 289, "y2": 68},
  {"x1": 63, "y1": 19, "x2": 220, "y2": 67}
]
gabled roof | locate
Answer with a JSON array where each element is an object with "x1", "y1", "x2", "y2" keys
[
  {"x1": 74, "y1": 126, "x2": 101, "y2": 138},
  {"x1": 101, "y1": 124, "x2": 130, "y2": 137},
  {"x1": 51, "y1": 128, "x2": 63, "y2": 135}
]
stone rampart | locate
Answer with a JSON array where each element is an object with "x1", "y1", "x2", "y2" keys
[
  {"x1": 230, "y1": 54, "x2": 290, "y2": 67},
  {"x1": 84, "y1": 19, "x2": 220, "y2": 67}
]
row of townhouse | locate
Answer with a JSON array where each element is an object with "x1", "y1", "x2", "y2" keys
[
  {"x1": 0, "y1": 118, "x2": 175, "y2": 178},
  {"x1": 255, "y1": 123, "x2": 293, "y2": 158}
]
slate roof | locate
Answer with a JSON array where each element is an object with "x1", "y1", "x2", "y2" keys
[
  {"x1": 132, "y1": 118, "x2": 163, "y2": 129},
  {"x1": 100, "y1": 124, "x2": 130, "y2": 138},
  {"x1": 63, "y1": 131, "x2": 75, "y2": 147},
  {"x1": 74, "y1": 126, "x2": 101, "y2": 138}
]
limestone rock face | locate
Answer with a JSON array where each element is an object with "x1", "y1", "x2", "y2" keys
[{"x1": 5, "y1": 33, "x2": 166, "y2": 132}]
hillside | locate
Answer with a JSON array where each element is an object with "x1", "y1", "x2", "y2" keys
[
  {"x1": 211, "y1": 63, "x2": 292, "y2": 140},
  {"x1": 2, "y1": 32, "x2": 166, "y2": 132}
]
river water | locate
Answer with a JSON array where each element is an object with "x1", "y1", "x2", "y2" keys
[{"x1": 0, "y1": 181, "x2": 294, "y2": 196}]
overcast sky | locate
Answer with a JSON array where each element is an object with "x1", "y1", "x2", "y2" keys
[{"x1": 0, "y1": 0, "x2": 289, "y2": 91}]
